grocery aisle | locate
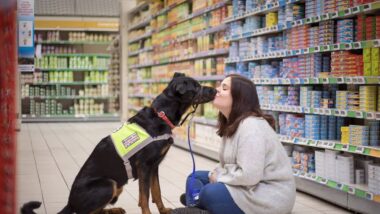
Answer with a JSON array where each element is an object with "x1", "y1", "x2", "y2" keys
[{"x1": 17, "y1": 122, "x2": 352, "y2": 214}]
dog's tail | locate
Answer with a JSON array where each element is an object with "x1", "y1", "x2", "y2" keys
[{"x1": 20, "y1": 201, "x2": 42, "y2": 214}]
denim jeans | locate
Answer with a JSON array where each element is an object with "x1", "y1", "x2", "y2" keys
[{"x1": 185, "y1": 170, "x2": 245, "y2": 214}]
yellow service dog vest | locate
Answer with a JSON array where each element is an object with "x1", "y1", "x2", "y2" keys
[{"x1": 111, "y1": 123, "x2": 172, "y2": 179}]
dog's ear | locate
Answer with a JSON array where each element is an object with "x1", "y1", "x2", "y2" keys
[{"x1": 173, "y1": 72, "x2": 185, "y2": 78}]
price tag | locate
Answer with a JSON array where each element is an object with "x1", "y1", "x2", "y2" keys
[
  {"x1": 337, "y1": 183, "x2": 344, "y2": 190},
  {"x1": 337, "y1": 77, "x2": 344, "y2": 83},
  {"x1": 355, "y1": 146, "x2": 365, "y2": 154},
  {"x1": 305, "y1": 173, "x2": 312, "y2": 180},
  {"x1": 320, "y1": 178, "x2": 328, "y2": 184},
  {"x1": 327, "y1": 142, "x2": 335, "y2": 149},
  {"x1": 345, "y1": 43, "x2": 353, "y2": 50},
  {"x1": 273, "y1": 1, "x2": 279, "y2": 7},
  {"x1": 331, "y1": 12, "x2": 338, "y2": 18},
  {"x1": 309, "y1": 140, "x2": 317, "y2": 146},
  {"x1": 342, "y1": 144, "x2": 349, "y2": 151},
  {"x1": 366, "y1": 192, "x2": 374, "y2": 201},
  {"x1": 352, "y1": 6, "x2": 360, "y2": 14},
  {"x1": 306, "y1": 18, "x2": 312, "y2": 24},
  {"x1": 323, "y1": 45, "x2": 330, "y2": 52},
  {"x1": 324, "y1": 109, "x2": 332, "y2": 115},
  {"x1": 322, "y1": 78, "x2": 329, "y2": 84},
  {"x1": 314, "y1": 108, "x2": 321, "y2": 114},
  {"x1": 344, "y1": 8, "x2": 352, "y2": 15},
  {"x1": 299, "y1": 172, "x2": 306, "y2": 178},
  {"x1": 304, "y1": 108, "x2": 311, "y2": 113},
  {"x1": 304, "y1": 78, "x2": 310, "y2": 84},
  {"x1": 285, "y1": 79, "x2": 291, "y2": 84},
  {"x1": 295, "y1": 78, "x2": 301, "y2": 84},
  {"x1": 314, "y1": 46, "x2": 320, "y2": 52},
  {"x1": 356, "y1": 111, "x2": 364, "y2": 118},
  {"x1": 357, "y1": 77, "x2": 365, "y2": 84},
  {"x1": 333, "y1": 44, "x2": 340, "y2": 50},
  {"x1": 322, "y1": 14, "x2": 329, "y2": 20},
  {"x1": 376, "y1": 112, "x2": 380, "y2": 120},
  {"x1": 334, "y1": 109, "x2": 340, "y2": 115},
  {"x1": 363, "y1": 3, "x2": 372, "y2": 11},
  {"x1": 297, "y1": 107, "x2": 303, "y2": 112},
  {"x1": 353, "y1": 42, "x2": 362, "y2": 49},
  {"x1": 366, "y1": 112, "x2": 375, "y2": 119},
  {"x1": 271, "y1": 78, "x2": 279, "y2": 84},
  {"x1": 291, "y1": 21, "x2": 297, "y2": 27},
  {"x1": 311, "y1": 175, "x2": 317, "y2": 181},
  {"x1": 340, "y1": 110, "x2": 348, "y2": 117},
  {"x1": 346, "y1": 77, "x2": 353, "y2": 84},
  {"x1": 313, "y1": 78, "x2": 319, "y2": 84},
  {"x1": 374, "y1": 40, "x2": 380, "y2": 47},
  {"x1": 315, "y1": 16, "x2": 321, "y2": 22},
  {"x1": 296, "y1": 20, "x2": 302, "y2": 26},
  {"x1": 348, "y1": 186, "x2": 355, "y2": 195}
]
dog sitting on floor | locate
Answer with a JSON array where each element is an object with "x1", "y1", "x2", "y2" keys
[{"x1": 21, "y1": 72, "x2": 217, "y2": 214}]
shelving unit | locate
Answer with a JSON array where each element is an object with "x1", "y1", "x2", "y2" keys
[
  {"x1": 21, "y1": 17, "x2": 120, "y2": 122},
  {"x1": 127, "y1": 0, "x2": 380, "y2": 213}
]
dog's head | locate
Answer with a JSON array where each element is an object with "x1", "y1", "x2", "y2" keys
[{"x1": 164, "y1": 72, "x2": 217, "y2": 105}]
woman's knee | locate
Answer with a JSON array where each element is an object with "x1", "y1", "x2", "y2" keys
[{"x1": 199, "y1": 183, "x2": 225, "y2": 204}]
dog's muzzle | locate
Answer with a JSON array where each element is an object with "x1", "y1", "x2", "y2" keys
[{"x1": 193, "y1": 87, "x2": 217, "y2": 104}]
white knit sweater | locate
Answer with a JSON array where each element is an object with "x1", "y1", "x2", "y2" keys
[{"x1": 214, "y1": 116, "x2": 296, "y2": 214}]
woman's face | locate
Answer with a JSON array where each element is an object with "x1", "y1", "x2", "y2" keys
[{"x1": 213, "y1": 77, "x2": 233, "y2": 118}]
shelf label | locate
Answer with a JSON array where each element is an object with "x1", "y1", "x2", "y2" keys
[
  {"x1": 342, "y1": 144, "x2": 349, "y2": 151},
  {"x1": 355, "y1": 111, "x2": 364, "y2": 118},
  {"x1": 365, "y1": 192, "x2": 374, "y2": 201},
  {"x1": 315, "y1": 16, "x2": 321, "y2": 22},
  {"x1": 299, "y1": 172, "x2": 306, "y2": 178},
  {"x1": 352, "y1": 6, "x2": 360, "y2": 14},
  {"x1": 303, "y1": 48, "x2": 309, "y2": 54},
  {"x1": 376, "y1": 112, "x2": 380, "y2": 120},
  {"x1": 363, "y1": 3, "x2": 372, "y2": 11},
  {"x1": 348, "y1": 186, "x2": 355, "y2": 195},
  {"x1": 340, "y1": 110, "x2": 348, "y2": 117},
  {"x1": 344, "y1": 8, "x2": 352, "y2": 15},
  {"x1": 312, "y1": 78, "x2": 319, "y2": 84},
  {"x1": 304, "y1": 107, "x2": 311, "y2": 113},
  {"x1": 320, "y1": 178, "x2": 328, "y2": 184},
  {"x1": 311, "y1": 174, "x2": 317, "y2": 181},
  {"x1": 324, "y1": 109, "x2": 332, "y2": 115},
  {"x1": 346, "y1": 77, "x2": 353, "y2": 84},
  {"x1": 322, "y1": 78, "x2": 329, "y2": 84},
  {"x1": 322, "y1": 45, "x2": 330, "y2": 51},
  {"x1": 373, "y1": 40, "x2": 380, "y2": 47},
  {"x1": 314, "y1": 46, "x2": 320, "y2": 52},
  {"x1": 356, "y1": 146, "x2": 365, "y2": 154},
  {"x1": 322, "y1": 14, "x2": 329, "y2": 20},
  {"x1": 309, "y1": 140, "x2": 317, "y2": 146},
  {"x1": 333, "y1": 44, "x2": 340, "y2": 50},
  {"x1": 331, "y1": 12, "x2": 338, "y2": 18},
  {"x1": 353, "y1": 42, "x2": 362, "y2": 49},
  {"x1": 334, "y1": 109, "x2": 340, "y2": 115},
  {"x1": 337, "y1": 183, "x2": 344, "y2": 190},
  {"x1": 294, "y1": 78, "x2": 301, "y2": 84},
  {"x1": 304, "y1": 78, "x2": 310, "y2": 84},
  {"x1": 344, "y1": 43, "x2": 353, "y2": 50},
  {"x1": 366, "y1": 112, "x2": 375, "y2": 120},
  {"x1": 305, "y1": 18, "x2": 312, "y2": 24}
]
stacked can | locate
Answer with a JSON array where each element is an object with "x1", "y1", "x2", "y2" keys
[
  {"x1": 356, "y1": 15, "x2": 365, "y2": 42},
  {"x1": 286, "y1": 114, "x2": 305, "y2": 138},
  {"x1": 349, "y1": 125, "x2": 369, "y2": 146},
  {"x1": 321, "y1": 90, "x2": 330, "y2": 108},
  {"x1": 366, "y1": 16, "x2": 377, "y2": 40},
  {"x1": 279, "y1": 113, "x2": 287, "y2": 135},
  {"x1": 229, "y1": 21, "x2": 243, "y2": 37},
  {"x1": 268, "y1": 88, "x2": 275, "y2": 105},
  {"x1": 260, "y1": 61, "x2": 280, "y2": 78},
  {"x1": 239, "y1": 39, "x2": 250, "y2": 57},
  {"x1": 368, "y1": 164, "x2": 380, "y2": 195},
  {"x1": 305, "y1": 114, "x2": 321, "y2": 139},
  {"x1": 278, "y1": 6, "x2": 286, "y2": 26},
  {"x1": 322, "y1": 55, "x2": 331, "y2": 72},
  {"x1": 336, "y1": 0, "x2": 352, "y2": 10},
  {"x1": 266, "y1": 12, "x2": 278, "y2": 27},
  {"x1": 348, "y1": 91, "x2": 360, "y2": 111},
  {"x1": 308, "y1": 27, "x2": 319, "y2": 47},
  {"x1": 248, "y1": 62, "x2": 260, "y2": 78},
  {"x1": 256, "y1": 86, "x2": 272, "y2": 105},
  {"x1": 245, "y1": 0, "x2": 256, "y2": 12},
  {"x1": 229, "y1": 41, "x2": 239, "y2": 58},
  {"x1": 323, "y1": 0, "x2": 336, "y2": 13},
  {"x1": 287, "y1": 86, "x2": 300, "y2": 106},
  {"x1": 359, "y1": 86, "x2": 377, "y2": 112},
  {"x1": 274, "y1": 86, "x2": 288, "y2": 105},
  {"x1": 331, "y1": 51, "x2": 362, "y2": 76},
  {"x1": 366, "y1": 121, "x2": 380, "y2": 147},
  {"x1": 244, "y1": 16, "x2": 261, "y2": 33},
  {"x1": 311, "y1": 90, "x2": 322, "y2": 108},
  {"x1": 311, "y1": 54, "x2": 322, "y2": 77},
  {"x1": 300, "y1": 86, "x2": 313, "y2": 107},
  {"x1": 319, "y1": 21, "x2": 335, "y2": 45},
  {"x1": 336, "y1": 154, "x2": 355, "y2": 184},
  {"x1": 336, "y1": 117, "x2": 345, "y2": 141},
  {"x1": 320, "y1": 115, "x2": 328, "y2": 139},
  {"x1": 305, "y1": 0, "x2": 316, "y2": 18},
  {"x1": 327, "y1": 116, "x2": 337, "y2": 140},
  {"x1": 336, "y1": 91, "x2": 348, "y2": 110},
  {"x1": 232, "y1": 0, "x2": 245, "y2": 16},
  {"x1": 337, "y1": 19, "x2": 355, "y2": 43},
  {"x1": 287, "y1": 26, "x2": 310, "y2": 50}
]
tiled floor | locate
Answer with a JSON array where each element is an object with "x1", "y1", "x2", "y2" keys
[{"x1": 17, "y1": 122, "x2": 353, "y2": 214}]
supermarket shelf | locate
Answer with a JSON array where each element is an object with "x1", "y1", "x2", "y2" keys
[
  {"x1": 156, "y1": 24, "x2": 227, "y2": 48},
  {"x1": 223, "y1": 0, "x2": 303, "y2": 24},
  {"x1": 225, "y1": 1, "x2": 380, "y2": 42},
  {"x1": 155, "y1": 0, "x2": 229, "y2": 33},
  {"x1": 193, "y1": 116, "x2": 218, "y2": 126},
  {"x1": 225, "y1": 39, "x2": 380, "y2": 63},
  {"x1": 26, "y1": 82, "x2": 108, "y2": 85},
  {"x1": 151, "y1": 0, "x2": 189, "y2": 18},
  {"x1": 37, "y1": 40, "x2": 112, "y2": 45},
  {"x1": 293, "y1": 170, "x2": 380, "y2": 205},
  {"x1": 173, "y1": 137, "x2": 219, "y2": 161},
  {"x1": 128, "y1": 16, "x2": 152, "y2": 31},
  {"x1": 22, "y1": 96, "x2": 114, "y2": 99},
  {"x1": 129, "y1": 62, "x2": 154, "y2": 69},
  {"x1": 130, "y1": 75, "x2": 225, "y2": 84},
  {"x1": 128, "y1": 47, "x2": 153, "y2": 57},
  {"x1": 128, "y1": 31, "x2": 153, "y2": 44},
  {"x1": 36, "y1": 68, "x2": 108, "y2": 71},
  {"x1": 279, "y1": 135, "x2": 380, "y2": 158},
  {"x1": 253, "y1": 76, "x2": 380, "y2": 85},
  {"x1": 42, "y1": 53, "x2": 111, "y2": 57},
  {"x1": 22, "y1": 113, "x2": 120, "y2": 122},
  {"x1": 128, "y1": 1, "x2": 149, "y2": 15},
  {"x1": 261, "y1": 104, "x2": 380, "y2": 120},
  {"x1": 295, "y1": 176, "x2": 380, "y2": 214},
  {"x1": 130, "y1": 48, "x2": 228, "y2": 69}
]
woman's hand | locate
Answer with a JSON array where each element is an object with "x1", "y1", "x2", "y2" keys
[{"x1": 209, "y1": 171, "x2": 217, "y2": 183}]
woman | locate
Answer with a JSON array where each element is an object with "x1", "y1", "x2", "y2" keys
[{"x1": 181, "y1": 74, "x2": 296, "y2": 214}]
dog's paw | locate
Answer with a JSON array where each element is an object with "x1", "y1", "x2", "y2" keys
[
  {"x1": 159, "y1": 207, "x2": 172, "y2": 214},
  {"x1": 102, "y1": 207, "x2": 126, "y2": 214}
]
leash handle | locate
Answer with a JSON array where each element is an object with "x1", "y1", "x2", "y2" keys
[{"x1": 187, "y1": 113, "x2": 201, "y2": 206}]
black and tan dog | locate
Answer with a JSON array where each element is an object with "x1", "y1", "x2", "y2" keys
[{"x1": 21, "y1": 73, "x2": 217, "y2": 214}]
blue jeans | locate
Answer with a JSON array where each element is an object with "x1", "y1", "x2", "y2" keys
[{"x1": 185, "y1": 170, "x2": 244, "y2": 214}]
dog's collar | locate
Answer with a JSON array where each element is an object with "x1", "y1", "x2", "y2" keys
[{"x1": 154, "y1": 109, "x2": 176, "y2": 129}]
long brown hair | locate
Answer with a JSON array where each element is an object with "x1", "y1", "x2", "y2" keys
[{"x1": 217, "y1": 74, "x2": 275, "y2": 137}]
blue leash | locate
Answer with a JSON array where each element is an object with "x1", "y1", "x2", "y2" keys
[{"x1": 187, "y1": 113, "x2": 201, "y2": 206}]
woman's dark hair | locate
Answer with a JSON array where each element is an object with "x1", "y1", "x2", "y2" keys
[{"x1": 217, "y1": 74, "x2": 275, "y2": 137}]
